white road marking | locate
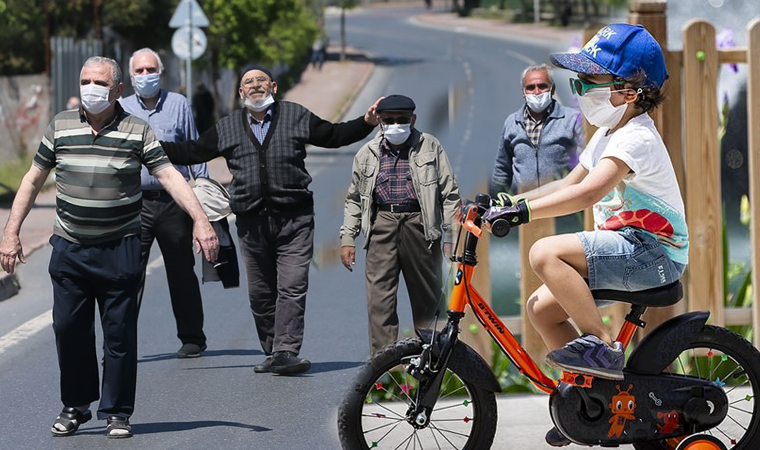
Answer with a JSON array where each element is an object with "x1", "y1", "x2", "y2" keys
[
  {"x1": 0, "y1": 256, "x2": 167, "y2": 356},
  {"x1": 0, "y1": 310, "x2": 52, "y2": 356}
]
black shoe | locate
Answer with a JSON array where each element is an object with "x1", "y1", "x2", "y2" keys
[
  {"x1": 269, "y1": 351, "x2": 311, "y2": 375},
  {"x1": 254, "y1": 355, "x2": 275, "y2": 373},
  {"x1": 177, "y1": 343, "x2": 207, "y2": 358},
  {"x1": 545, "y1": 426, "x2": 571, "y2": 447}
]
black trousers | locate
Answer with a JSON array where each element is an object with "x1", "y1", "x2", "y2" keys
[
  {"x1": 236, "y1": 208, "x2": 314, "y2": 355},
  {"x1": 49, "y1": 234, "x2": 142, "y2": 419},
  {"x1": 137, "y1": 193, "x2": 206, "y2": 346}
]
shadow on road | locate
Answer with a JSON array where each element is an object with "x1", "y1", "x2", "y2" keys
[
  {"x1": 75, "y1": 420, "x2": 271, "y2": 436},
  {"x1": 138, "y1": 348, "x2": 264, "y2": 363}
]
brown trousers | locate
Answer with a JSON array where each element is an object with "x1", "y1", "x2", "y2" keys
[{"x1": 365, "y1": 211, "x2": 442, "y2": 354}]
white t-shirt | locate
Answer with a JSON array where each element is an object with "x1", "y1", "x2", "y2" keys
[{"x1": 579, "y1": 113, "x2": 689, "y2": 265}]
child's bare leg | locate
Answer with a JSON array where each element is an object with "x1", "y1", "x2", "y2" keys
[
  {"x1": 529, "y1": 234, "x2": 613, "y2": 345},
  {"x1": 526, "y1": 285, "x2": 578, "y2": 350}
]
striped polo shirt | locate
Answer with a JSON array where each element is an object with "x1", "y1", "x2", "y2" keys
[{"x1": 33, "y1": 102, "x2": 172, "y2": 244}]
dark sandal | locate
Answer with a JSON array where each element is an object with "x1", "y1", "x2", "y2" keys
[
  {"x1": 106, "y1": 416, "x2": 132, "y2": 439},
  {"x1": 51, "y1": 407, "x2": 92, "y2": 437}
]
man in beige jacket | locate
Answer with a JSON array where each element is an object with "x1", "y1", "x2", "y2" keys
[{"x1": 339, "y1": 94, "x2": 461, "y2": 354}]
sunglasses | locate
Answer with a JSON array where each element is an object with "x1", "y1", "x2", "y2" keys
[
  {"x1": 379, "y1": 116, "x2": 412, "y2": 125},
  {"x1": 568, "y1": 77, "x2": 620, "y2": 96},
  {"x1": 523, "y1": 83, "x2": 551, "y2": 91}
]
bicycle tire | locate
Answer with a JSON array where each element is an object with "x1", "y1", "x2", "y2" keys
[
  {"x1": 632, "y1": 325, "x2": 760, "y2": 450},
  {"x1": 338, "y1": 337, "x2": 498, "y2": 450}
]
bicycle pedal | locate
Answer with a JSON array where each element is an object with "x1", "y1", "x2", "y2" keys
[{"x1": 560, "y1": 371, "x2": 594, "y2": 388}]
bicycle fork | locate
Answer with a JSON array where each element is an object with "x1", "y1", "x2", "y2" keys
[{"x1": 405, "y1": 311, "x2": 464, "y2": 428}]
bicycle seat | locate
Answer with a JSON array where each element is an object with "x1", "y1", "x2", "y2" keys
[{"x1": 591, "y1": 281, "x2": 683, "y2": 307}]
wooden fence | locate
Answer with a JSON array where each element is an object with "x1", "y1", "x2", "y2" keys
[{"x1": 501, "y1": 3, "x2": 760, "y2": 361}]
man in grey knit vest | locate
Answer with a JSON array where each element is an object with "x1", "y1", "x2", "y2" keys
[{"x1": 161, "y1": 65, "x2": 382, "y2": 374}]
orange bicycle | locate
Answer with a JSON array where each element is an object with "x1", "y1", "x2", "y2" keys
[{"x1": 338, "y1": 194, "x2": 760, "y2": 450}]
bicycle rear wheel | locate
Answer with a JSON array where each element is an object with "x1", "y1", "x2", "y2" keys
[
  {"x1": 338, "y1": 337, "x2": 497, "y2": 450},
  {"x1": 633, "y1": 325, "x2": 760, "y2": 450}
]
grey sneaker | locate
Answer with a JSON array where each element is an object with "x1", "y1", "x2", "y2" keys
[{"x1": 546, "y1": 334, "x2": 624, "y2": 380}]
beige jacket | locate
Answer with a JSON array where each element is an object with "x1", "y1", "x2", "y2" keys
[{"x1": 340, "y1": 129, "x2": 461, "y2": 249}]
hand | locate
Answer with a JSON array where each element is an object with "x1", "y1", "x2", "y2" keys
[
  {"x1": 443, "y1": 242, "x2": 454, "y2": 260},
  {"x1": 0, "y1": 233, "x2": 25, "y2": 275},
  {"x1": 340, "y1": 246, "x2": 356, "y2": 272},
  {"x1": 364, "y1": 97, "x2": 385, "y2": 126},
  {"x1": 482, "y1": 198, "x2": 531, "y2": 228},
  {"x1": 492, "y1": 191, "x2": 515, "y2": 207},
  {"x1": 193, "y1": 220, "x2": 219, "y2": 263}
]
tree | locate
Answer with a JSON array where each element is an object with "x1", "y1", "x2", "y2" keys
[{"x1": 199, "y1": 0, "x2": 320, "y2": 113}]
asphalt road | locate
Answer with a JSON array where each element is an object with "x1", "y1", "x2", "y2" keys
[{"x1": 0, "y1": 5, "x2": 612, "y2": 450}]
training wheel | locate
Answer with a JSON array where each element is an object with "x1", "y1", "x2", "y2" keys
[{"x1": 675, "y1": 435, "x2": 728, "y2": 450}]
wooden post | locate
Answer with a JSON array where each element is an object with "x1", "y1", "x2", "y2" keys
[
  {"x1": 628, "y1": 1, "x2": 686, "y2": 334},
  {"x1": 682, "y1": 20, "x2": 724, "y2": 325},
  {"x1": 519, "y1": 220, "x2": 554, "y2": 361},
  {"x1": 747, "y1": 18, "x2": 760, "y2": 348}
]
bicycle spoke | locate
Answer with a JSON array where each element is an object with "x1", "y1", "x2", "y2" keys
[
  {"x1": 428, "y1": 422, "x2": 464, "y2": 450},
  {"x1": 427, "y1": 425, "x2": 443, "y2": 450},
  {"x1": 364, "y1": 417, "x2": 406, "y2": 435},
  {"x1": 364, "y1": 400, "x2": 407, "y2": 420},
  {"x1": 433, "y1": 400, "x2": 472, "y2": 413}
]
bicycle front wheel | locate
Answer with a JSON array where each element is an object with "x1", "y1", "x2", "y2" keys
[
  {"x1": 338, "y1": 337, "x2": 497, "y2": 450},
  {"x1": 633, "y1": 325, "x2": 760, "y2": 450}
]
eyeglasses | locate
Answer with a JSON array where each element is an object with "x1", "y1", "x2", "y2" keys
[
  {"x1": 523, "y1": 83, "x2": 551, "y2": 92},
  {"x1": 568, "y1": 77, "x2": 620, "y2": 96},
  {"x1": 241, "y1": 76, "x2": 270, "y2": 87},
  {"x1": 379, "y1": 116, "x2": 412, "y2": 125}
]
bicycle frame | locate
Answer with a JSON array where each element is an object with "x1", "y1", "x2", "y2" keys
[{"x1": 447, "y1": 205, "x2": 642, "y2": 395}]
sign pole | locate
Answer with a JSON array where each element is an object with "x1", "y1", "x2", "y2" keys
[{"x1": 186, "y1": 1, "x2": 193, "y2": 105}]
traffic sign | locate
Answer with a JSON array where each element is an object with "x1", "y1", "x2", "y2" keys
[
  {"x1": 169, "y1": 0, "x2": 209, "y2": 28},
  {"x1": 171, "y1": 26, "x2": 207, "y2": 60}
]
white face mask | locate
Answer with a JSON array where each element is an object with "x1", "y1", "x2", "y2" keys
[
  {"x1": 244, "y1": 94, "x2": 275, "y2": 112},
  {"x1": 525, "y1": 91, "x2": 552, "y2": 113},
  {"x1": 577, "y1": 88, "x2": 629, "y2": 129},
  {"x1": 382, "y1": 123, "x2": 411, "y2": 146},
  {"x1": 133, "y1": 73, "x2": 161, "y2": 98},
  {"x1": 80, "y1": 83, "x2": 116, "y2": 114}
]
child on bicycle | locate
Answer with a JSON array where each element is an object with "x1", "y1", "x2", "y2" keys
[{"x1": 484, "y1": 23, "x2": 688, "y2": 382}]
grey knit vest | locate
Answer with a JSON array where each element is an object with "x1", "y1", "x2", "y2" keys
[{"x1": 216, "y1": 101, "x2": 313, "y2": 214}]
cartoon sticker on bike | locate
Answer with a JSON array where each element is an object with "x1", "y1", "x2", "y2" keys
[{"x1": 608, "y1": 384, "x2": 637, "y2": 438}]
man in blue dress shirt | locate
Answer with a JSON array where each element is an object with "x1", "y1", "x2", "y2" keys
[{"x1": 121, "y1": 48, "x2": 209, "y2": 358}]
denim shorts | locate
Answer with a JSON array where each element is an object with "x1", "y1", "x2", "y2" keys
[{"x1": 577, "y1": 227, "x2": 686, "y2": 295}]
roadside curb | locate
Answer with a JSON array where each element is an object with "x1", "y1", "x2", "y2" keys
[{"x1": 330, "y1": 59, "x2": 375, "y2": 123}]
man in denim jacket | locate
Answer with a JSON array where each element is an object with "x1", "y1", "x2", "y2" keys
[
  {"x1": 339, "y1": 95, "x2": 461, "y2": 354},
  {"x1": 490, "y1": 64, "x2": 583, "y2": 196}
]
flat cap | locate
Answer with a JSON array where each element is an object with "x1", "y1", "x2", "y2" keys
[{"x1": 376, "y1": 94, "x2": 415, "y2": 112}]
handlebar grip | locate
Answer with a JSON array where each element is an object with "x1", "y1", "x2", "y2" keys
[{"x1": 491, "y1": 218, "x2": 511, "y2": 237}]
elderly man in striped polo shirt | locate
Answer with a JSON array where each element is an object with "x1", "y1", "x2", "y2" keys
[{"x1": 0, "y1": 56, "x2": 218, "y2": 439}]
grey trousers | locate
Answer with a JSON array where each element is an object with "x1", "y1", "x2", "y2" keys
[
  {"x1": 365, "y1": 211, "x2": 442, "y2": 354},
  {"x1": 236, "y1": 208, "x2": 314, "y2": 355}
]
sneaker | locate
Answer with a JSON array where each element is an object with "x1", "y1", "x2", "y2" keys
[
  {"x1": 177, "y1": 343, "x2": 207, "y2": 359},
  {"x1": 545, "y1": 426, "x2": 571, "y2": 447},
  {"x1": 269, "y1": 351, "x2": 311, "y2": 375},
  {"x1": 546, "y1": 334, "x2": 624, "y2": 380},
  {"x1": 253, "y1": 355, "x2": 275, "y2": 373}
]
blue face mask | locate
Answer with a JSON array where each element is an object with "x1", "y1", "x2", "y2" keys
[{"x1": 133, "y1": 73, "x2": 161, "y2": 98}]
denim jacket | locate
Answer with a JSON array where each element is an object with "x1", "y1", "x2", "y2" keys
[{"x1": 340, "y1": 129, "x2": 461, "y2": 248}]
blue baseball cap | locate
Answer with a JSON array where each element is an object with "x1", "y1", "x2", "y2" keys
[{"x1": 550, "y1": 23, "x2": 668, "y2": 88}]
